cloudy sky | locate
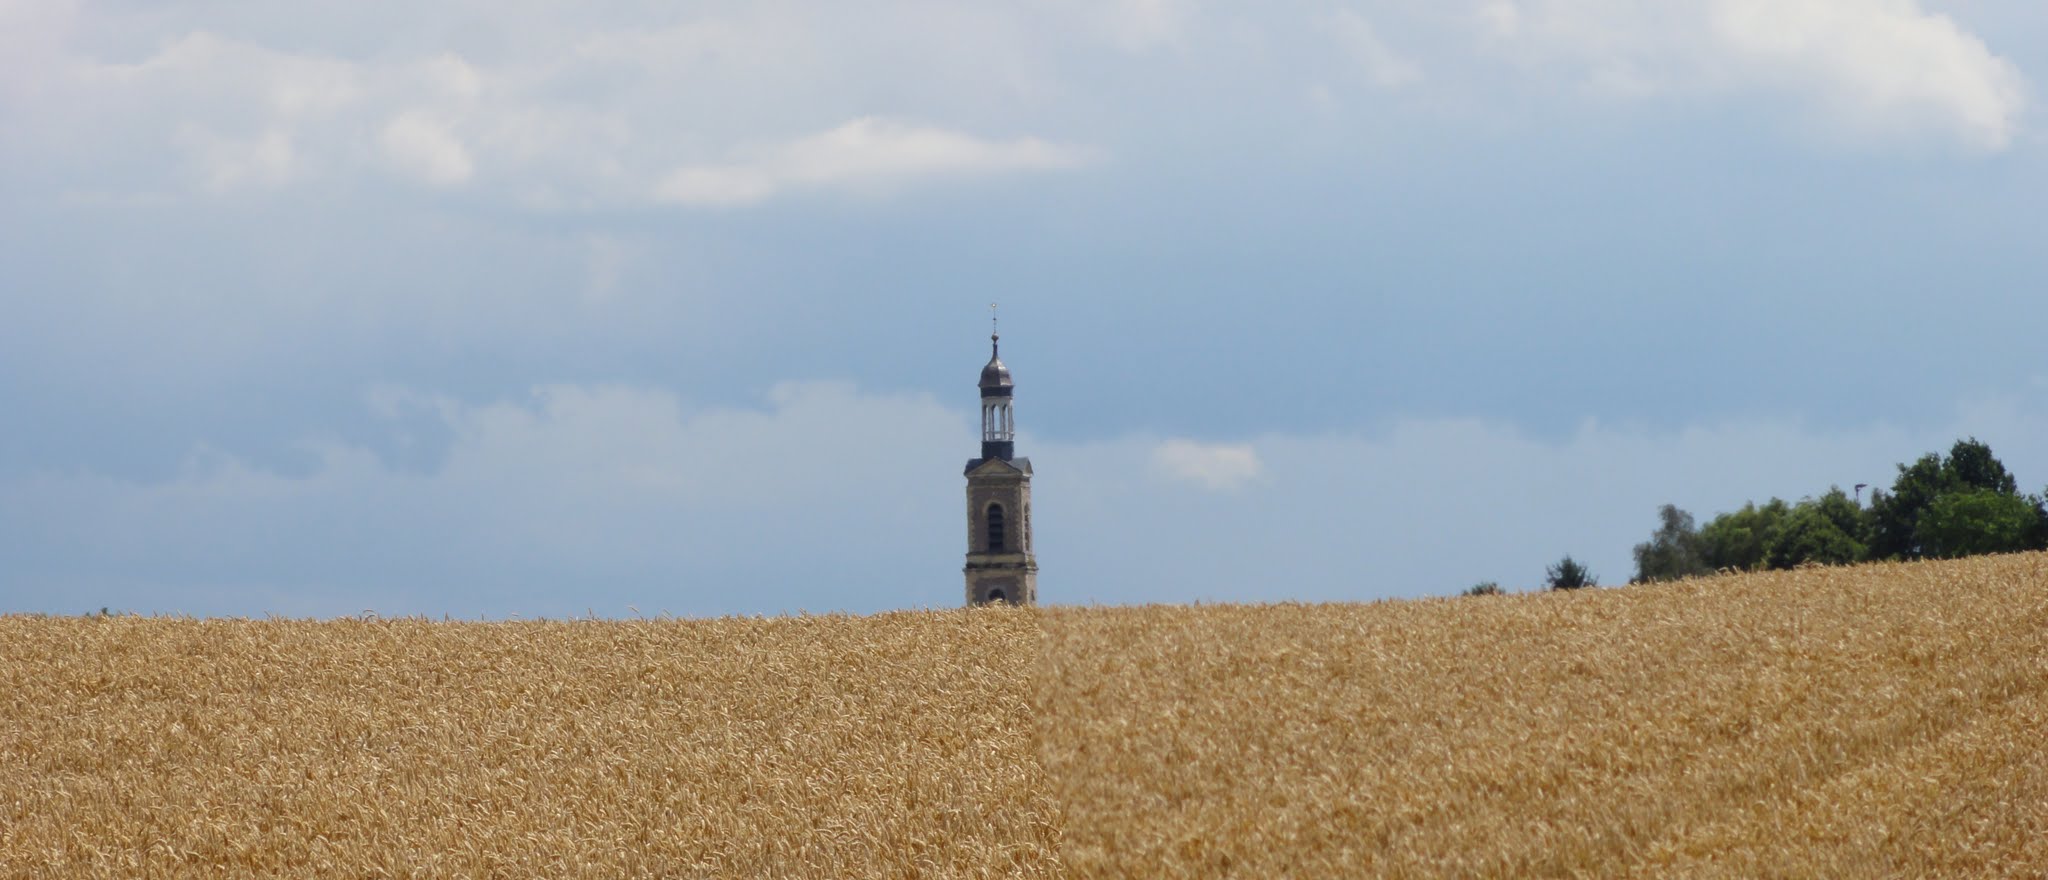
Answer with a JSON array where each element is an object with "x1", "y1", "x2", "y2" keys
[{"x1": 4, "y1": 0, "x2": 2047, "y2": 617}]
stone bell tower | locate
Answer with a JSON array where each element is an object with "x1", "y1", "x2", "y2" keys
[{"x1": 964, "y1": 321, "x2": 1037, "y2": 606}]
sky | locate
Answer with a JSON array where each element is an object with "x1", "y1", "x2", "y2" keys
[{"x1": 5, "y1": 0, "x2": 2048, "y2": 618}]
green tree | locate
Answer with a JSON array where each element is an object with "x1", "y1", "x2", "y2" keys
[
  {"x1": 1464, "y1": 581, "x2": 1503, "y2": 597},
  {"x1": 1761, "y1": 487, "x2": 1869, "y2": 570},
  {"x1": 1766, "y1": 504, "x2": 1864, "y2": 569},
  {"x1": 1698, "y1": 498, "x2": 1790, "y2": 572},
  {"x1": 2033, "y1": 492, "x2": 2048, "y2": 549},
  {"x1": 1865, "y1": 453, "x2": 1947, "y2": 561},
  {"x1": 1915, "y1": 489, "x2": 2041, "y2": 559},
  {"x1": 1631, "y1": 504, "x2": 1709, "y2": 583},
  {"x1": 1809, "y1": 486, "x2": 1867, "y2": 539},
  {"x1": 1946, "y1": 438, "x2": 2018, "y2": 495},
  {"x1": 1545, "y1": 555, "x2": 1597, "y2": 590},
  {"x1": 1868, "y1": 439, "x2": 2033, "y2": 560}
]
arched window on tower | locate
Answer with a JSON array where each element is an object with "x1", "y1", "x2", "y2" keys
[{"x1": 986, "y1": 503, "x2": 1006, "y2": 553}]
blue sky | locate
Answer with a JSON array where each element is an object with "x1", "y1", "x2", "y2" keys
[{"x1": 5, "y1": 0, "x2": 2048, "y2": 617}]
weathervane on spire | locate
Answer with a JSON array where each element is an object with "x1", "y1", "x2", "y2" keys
[{"x1": 989, "y1": 302, "x2": 1000, "y2": 351}]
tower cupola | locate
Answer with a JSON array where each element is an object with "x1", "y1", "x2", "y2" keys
[
  {"x1": 979, "y1": 335, "x2": 1014, "y2": 392},
  {"x1": 978, "y1": 333, "x2": 1015, "y2": 461}
]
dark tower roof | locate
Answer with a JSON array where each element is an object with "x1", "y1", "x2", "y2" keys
[{"x1": 979, "y1": 335, "x2": 1013, "y2": 394}]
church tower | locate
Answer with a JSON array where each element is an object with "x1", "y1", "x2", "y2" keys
[{"x1": 964, "y1": 324, "x2": 1037, "y2": 606}]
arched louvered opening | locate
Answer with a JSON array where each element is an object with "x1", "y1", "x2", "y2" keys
[
  {"x1": 986, "y1": 503, "x2": 1006, "y2": 553},
  {"x1": 987, "y1": 589, "x2": 1007, "y2": 604}
]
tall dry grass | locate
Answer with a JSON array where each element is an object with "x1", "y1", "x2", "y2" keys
[
  {"x1": 0, "y1": 610, "x2": 1060, "y2": 878},
  {"x1": 4, "y1": 554, "x2": 2045, "y2": 877},
  {"x1": 1041, "y1": 554, "x2": 2048, "y2": 877}
]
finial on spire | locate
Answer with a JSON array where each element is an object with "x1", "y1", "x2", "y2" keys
[{"x1": 989, "y1": 302, "x2": 1000, "y2": 352}]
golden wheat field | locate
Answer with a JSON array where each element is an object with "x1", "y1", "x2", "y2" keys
[
  {"x1": 5, "y1": 554, "x2": 2047, "y2": 878},
  {"x1": 0, "y1": 612, "x2": 1060, "y2": 878}
]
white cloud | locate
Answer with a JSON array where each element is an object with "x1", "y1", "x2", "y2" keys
[
  {"x1": 176, "y1": 125, "x2": 296, "y2": 191},
  {"x1": 1477, "y1": 0, "x2": 2027, "y2": 150},
  {"x1": 0, "y1": 0, "x2": 78, "y2": 102},
  {"x1": 1152, "y1": 439, "x2": 1267, "y2": 491},
  {"x1": 83, "y1": 31, "x2": 366, "y2": 123},
  {"x1": 1097, "y1": 0, "x2": 1189, "y2": 52},
  {"x1": 418, "y1": 53, "x2": 483, "y2": 101},
  {"x1": 6, "y1": 0, "x2": 2024, "y2": 215},
  {"x1": 4, "y1": 6, "x2": 1115, "y2": 206},
  {"x1": 655, "y1": 117, "x2": 1093, "y2": 206},
  {"x1": 379, "y1": 111, "x2": 474, "y2": 186},
  {"x1": 1330, "y1": 10, "x2": 1424, "y2": 89},
  {"x1": 1712, "y1": 0, "x2": 2026, "y2": 150},
  {"x1": 1476, "y1": 1, "x2": 1522, "y2": 39}
]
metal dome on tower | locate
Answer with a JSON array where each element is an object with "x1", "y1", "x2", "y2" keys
[{"x1": 979, "y1": 337, "x2": 1013, "y2": 393}]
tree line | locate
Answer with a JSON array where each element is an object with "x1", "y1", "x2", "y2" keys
[
  {"x1": 1461, "y1": 437, "x2": 2044, "y2": 596},
  {"x1": 1630, "y1": 438, "x2": 2048, "y2": 583}
]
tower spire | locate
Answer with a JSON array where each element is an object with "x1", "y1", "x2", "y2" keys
[{"x1": 977, "y1": 307, "x2": 1015, "y2": 461}]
